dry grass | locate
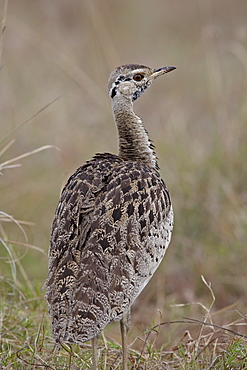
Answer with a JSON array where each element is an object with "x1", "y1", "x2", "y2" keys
[
  {"x1": 1, "y1": 0, "x2": 247, "y2": 368},
  {"x1": 1, "y1": 278, "x2": 247, "y2": 369}
]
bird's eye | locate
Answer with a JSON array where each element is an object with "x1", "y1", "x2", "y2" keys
[{"x1": 133, "y1": 74, "x2": 144, "y2": 81}]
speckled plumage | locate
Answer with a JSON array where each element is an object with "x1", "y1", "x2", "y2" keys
[
  {"x1": 46, "y1": 153, "x2": 173, "y2": 343},
  {"x1": 46, "y1": 63, "x2": 175, "y2": 368}
]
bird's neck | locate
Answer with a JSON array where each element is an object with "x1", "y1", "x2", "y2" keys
[{"x1": 112, "y1": 96, "x2": 158, "y2": 169}]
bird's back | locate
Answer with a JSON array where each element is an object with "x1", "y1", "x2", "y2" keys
[{"x1": 46, "y1": 153, "x2": 173, "y2": 344}]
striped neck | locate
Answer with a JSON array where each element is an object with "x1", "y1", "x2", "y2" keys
[{"x1": 111, "y1": 95, "x2": 158, "y2": 169}]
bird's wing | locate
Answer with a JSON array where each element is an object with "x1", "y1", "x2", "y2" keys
[{"x1": 46, "y1": 154, "x2": 173, "y2": 343}]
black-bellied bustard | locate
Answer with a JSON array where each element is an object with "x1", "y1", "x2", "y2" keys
[{"x1": 46, "y1": 64, "x2": 175, "y2": 369}]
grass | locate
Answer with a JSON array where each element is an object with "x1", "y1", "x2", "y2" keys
[
  {"x1": 1, "y1": 0, "x2": 247, "y2": 368},
  {"x1": 1, "y1": 278, "x2": 247, "y2": 369}
]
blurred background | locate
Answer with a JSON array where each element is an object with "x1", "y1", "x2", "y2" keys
[{"x1": 1, "y1": 0, "x2": 247, "y2": 344}]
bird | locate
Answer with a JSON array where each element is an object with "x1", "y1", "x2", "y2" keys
[{"x1": 46, "y1": 63, "x2": 175, "y2": 370}]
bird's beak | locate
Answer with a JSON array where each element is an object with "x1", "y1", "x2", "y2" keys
[{"x1": 149, "y1": 66, "x2": 176, "y2": 80}]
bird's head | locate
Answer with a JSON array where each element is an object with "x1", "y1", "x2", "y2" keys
[{"x1": 108, "y1": 64, "x2": 176, "y2": 102}]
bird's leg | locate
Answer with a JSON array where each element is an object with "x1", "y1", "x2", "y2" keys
[
  {"x1": 91, "y1": 335, "x2": 98, "y2": 370},
  {"x1": 120, "y1": 309, "x2": 131, "y2": 370}
]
